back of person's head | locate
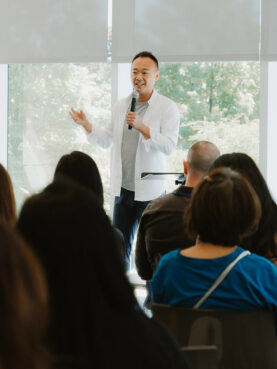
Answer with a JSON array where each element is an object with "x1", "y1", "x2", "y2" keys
[
  {"x1": 211, "y1": 153, "x2": 267, "y2": 196},
  {"x1": 16, "y1": 177, "x2": 140, "y2": 368},
  {"x1": 54, "y1": 151, "x2": 104, "y2": 206},
  {"x1": 0, "y1": 164, "x2": 16, "y2": 226},
  {"x1": 211, "y1": 152, "x2": 277, "y2": 258},
  {"x1": 0, "y1": 221, "x2": 49, "y2": 369},
  {"x1": 187, "y1": 141, "x2": 220, "y2": 175},
  {"x1": 185, "y1": 167, "x2": 261, "y2": 246}
]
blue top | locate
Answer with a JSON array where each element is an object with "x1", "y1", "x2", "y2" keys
[{"x1": 151, "y1": 247, "x2": 277, "y2": 314}]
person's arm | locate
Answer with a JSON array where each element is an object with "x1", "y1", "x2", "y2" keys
[
  {"x1": 69, "y1": 107, "x2": 113, "y2": 149},
  {"x1": 145, "y1": 102, "x2": 180, "y2": 155},
  {"x1": 150, "y1": 255, "x2": 169, "y2": 304},
  {"x1": 70, "y1": 108, "x2": 92, "y2": 133},
  {"x1": 126, "y1": 112, "x2": 150, "y2": 139},
  {"x1": 126, "y1": 101, "x2": 180, "y2": 155},
  {"x1": 135, "y1": 211, "x2": 154, "y2": 281}
]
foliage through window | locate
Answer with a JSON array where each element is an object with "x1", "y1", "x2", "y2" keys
[{"x1": 8, "y1": 61, "x2": 259, "y2": 213}]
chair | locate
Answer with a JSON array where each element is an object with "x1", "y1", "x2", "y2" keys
[
  {"x1": 151, "y1": 303, "x2": 277, "y2": 369},
  {"x1": 181, "y1": 345, "x2": 218, "y2": 369}
]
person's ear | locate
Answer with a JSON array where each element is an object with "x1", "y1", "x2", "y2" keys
[
  {"x1": 155, "y1": 70, "x2": 160, "y2": 81},
  {"x1": 183, "y1": 160, "x2": 188, "y2": 175}
]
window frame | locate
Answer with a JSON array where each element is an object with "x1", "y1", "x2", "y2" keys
[{"x1": 0, "y1": 65, "x2": 8, "y2": 168}]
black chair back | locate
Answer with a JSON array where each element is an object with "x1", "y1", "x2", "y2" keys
[
  {"x1": 181, "y1": 345, "x2": 218, "y2": 369},
  {"x1": 152, "y1": 303, "x2": 277, "y2": 369}
]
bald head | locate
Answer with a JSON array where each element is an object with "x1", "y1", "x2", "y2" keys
[{"x1": 187, "y1": 141, "x2": 220, "y2": 175}]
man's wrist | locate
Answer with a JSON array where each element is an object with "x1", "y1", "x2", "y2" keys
[
  {"x1": 139, "y1": 124, "x2": 150, "y2": 140},
  {"x1": 84, "y1": 121, "x2": 92, "y2": 133}
]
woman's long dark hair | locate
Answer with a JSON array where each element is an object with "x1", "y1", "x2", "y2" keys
[
  {"x1": 0, "y1": 164, "x2": 16, "y2": 226},
  {"x1": 211, "y1": 153, "x2": 277, "y2": 259},
  {"x1": 17, "y1": 178, "x2": 188, "y2": 369},
  {"x1": 54, "y1": 151, "x2": 104, "y2": 206},
  {"x1": 0, "y1": 222, "x2": 49, "y2": 369},
  {"x1": 16, "y1": 178, "x2": 142, "y2": 367}
]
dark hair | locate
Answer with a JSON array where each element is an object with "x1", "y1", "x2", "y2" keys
[
  {"x1": 0, "y1": 164, "x2": 16, "y2": 226},
  {"x1": 17, "y1": 178, "x2": 188, "y2": 369},
  {"x1": 0, "y1": 222, "x2": 49, "y2": 369},
  {"x1": 211, "y1": 153, "x2": 277, "y2": 258},
  {"x1": 15, "y1": 178, "x2": 138, "y2": 367},
  {"x1": 132, "y1": 51, "x2": 159, "y2": 69},
  {"x1": 184, "y1": 167, "x2": 261, "y2": 246},
  {"x1": 54, "y1": 151, "x2": 104, "y2": 206}
]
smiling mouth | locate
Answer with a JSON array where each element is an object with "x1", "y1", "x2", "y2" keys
[{"x1": 135, "y1": 82, "x2": 144, "y2": 87}]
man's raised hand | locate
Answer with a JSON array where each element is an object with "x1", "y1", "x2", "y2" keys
[{"x1": 69, "y1": 108, "x2": 92, "y2": 133}]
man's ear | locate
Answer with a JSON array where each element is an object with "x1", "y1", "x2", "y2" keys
[
  {"x1": 183, "y1": 160, "x2": 188, "y2": 175},
  {"x1": 155, "y1": 70, "x2": 160, "y2": 81}
]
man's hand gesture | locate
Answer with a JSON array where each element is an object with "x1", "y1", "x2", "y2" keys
[
  {"x1": 126, "y1": 112, "x2": 150, "y2": 139},
  {"x1": 70, "y1": 108, "x2": 92, "y2": 133}
]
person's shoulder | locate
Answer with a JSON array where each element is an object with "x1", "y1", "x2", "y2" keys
[
  {"x1": 160, "y1": 248, "x2": 180, "y2": 263},
  {"x1": 240, "y1": 248, "x2": 277, "y2": 274},
  {"x1": 144, "y1": 192, "x2": 179, "y2": 212},
  {"x1": 245, "y1": 250, "x2": 275, "y2": 265},
  {"x1": 154, "y1": 91, "x2": 177, "y2": 106},
  {"x1": 113, "y1": 94, "x2": 131, "y2": 110},
  {"x1": 152, "y1": 186, "x2": 191, "y2": 208},
  {"x1": 152, "y1": 249, "x2": 181, "y2": 278}
]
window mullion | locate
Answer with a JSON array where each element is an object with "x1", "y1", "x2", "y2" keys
[{"x1": 0, "y1": 64, "x2": 8, "y2": 168}]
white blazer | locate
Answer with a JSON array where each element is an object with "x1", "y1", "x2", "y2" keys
[{"x1": 87, "y1": 90, "x2": 180, "y2": 201}]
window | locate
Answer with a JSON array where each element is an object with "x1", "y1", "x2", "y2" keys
[
  {"x1": 8, "y1": 63, "x2": 112, "y2": 213},
  {"x1": 158, "y1": 61, "x2": 260, "y2": 189},
  {"x1": 7, "y1": 60, "x2": 260, "y2": 278},
  {"x1": 8, "y1": 61, "x2": 260, "y2": 214}
]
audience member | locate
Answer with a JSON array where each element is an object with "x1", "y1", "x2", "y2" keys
[
  {"x1": 17, "y1": 177, "x2": 189, "y2": 369},
  {"x1": 135, "y1": 140, "x2": 220, "y2": 281},
  {"x1": 54, "y1": 150, "x2": 125, "y2": 259},
  {"x1": 0, "y1": 221, "x2": 49, "y2": 369},
  {"x1": 0, "y1": 164, "x2": 16, "y2": 226},
  {"x1": 211, "y1": 152, "x2": 277, "y2": 263},
  {"x1": 151, "y1": 168, "x2": 277, "y2": 322},
  {"x1": 54, "y1": 150, "x2": 104, "y2": 205}
]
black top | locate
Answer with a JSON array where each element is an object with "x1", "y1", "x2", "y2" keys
[{"x1": 135, "y1": 185, "x2": 194, "y2": 280}]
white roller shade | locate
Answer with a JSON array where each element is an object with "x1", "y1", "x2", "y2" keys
[
  {"x1": 261, "y1": 0, "x2": 277, "y2": 61},
  {"x1": 112, "y1": 0, "x2": 260, "y2": 62},
  {"x1": 0, "y1": 0, "x2": 108, "y2": 63}
]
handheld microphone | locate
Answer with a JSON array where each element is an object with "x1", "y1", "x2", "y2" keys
[{"x1": 128, "y1": 89, "x2": 139, "y2": 130}]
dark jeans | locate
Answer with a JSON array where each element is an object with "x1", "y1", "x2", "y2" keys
[{"x1": 113, "y1": 187, "x2": 151, "y2": 270}]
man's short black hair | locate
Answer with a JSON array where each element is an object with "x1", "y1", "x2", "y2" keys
[{"x1": 132, "y1": 51, "x2": 159, "y2": 69}]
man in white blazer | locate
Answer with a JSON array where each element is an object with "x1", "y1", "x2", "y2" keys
[{"x1": 70, "y1": 51, "x2": 180, "y2": 269}]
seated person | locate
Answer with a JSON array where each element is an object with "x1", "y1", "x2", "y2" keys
[
  {"x1": 0, "y1": 221, "x2": 49, "y2": 369},
  {"x1": 135, "y1": 140, "x2": 220, "y2": 281},
  {"x1": 151, "y1": 167, "x2": 277, "y2": 320},
  {"x1": 54, "y1": 150, "x2": 104, "y2": 205},
  {"x1": 17, "y1": 177, "x2": 189, "y2": 369},
  {"x1": 211, "y1": 152, "x2": 277, "y2": 264},
  {"x1": 54, "y1": 150, "x2": 124, "y2": 259}
]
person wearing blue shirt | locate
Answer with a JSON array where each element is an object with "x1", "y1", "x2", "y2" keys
[{"x1": 151, "y1": 167, "x2": 277, "y2": 323}]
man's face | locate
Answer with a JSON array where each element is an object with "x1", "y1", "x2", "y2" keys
[{"x1": 131, "y1": 57, "x2": 160, "y2": 96}]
